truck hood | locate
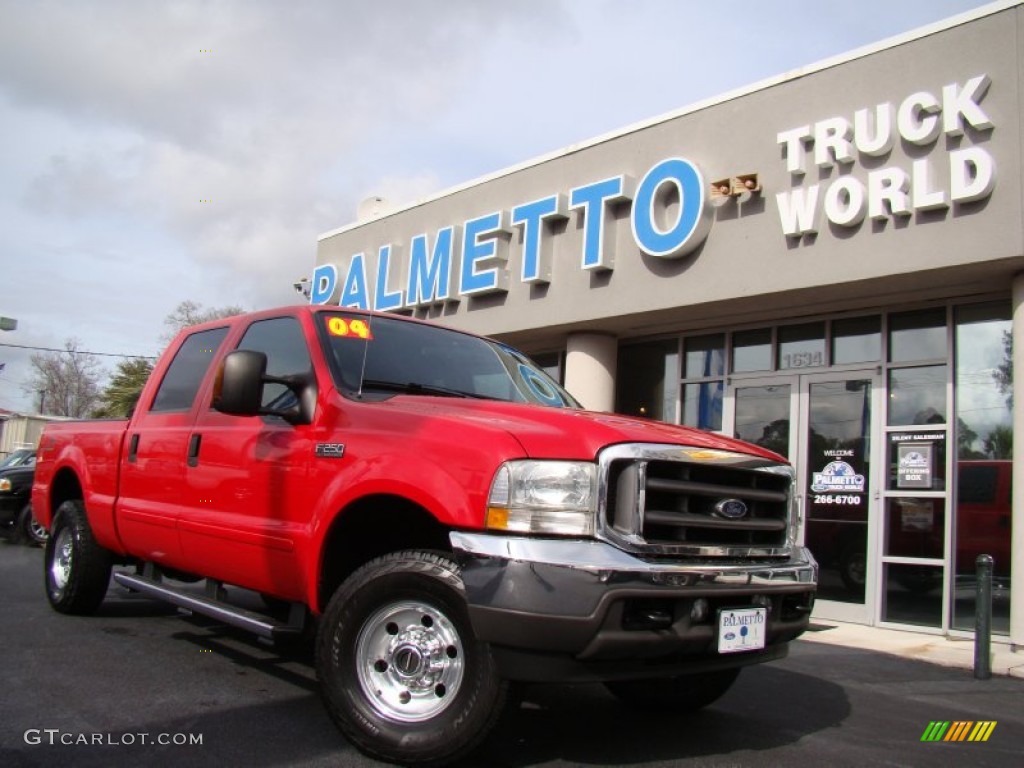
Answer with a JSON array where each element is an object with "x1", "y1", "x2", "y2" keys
[{"x1": 377, "y1": 397, "x2": 784, "y2": 463}]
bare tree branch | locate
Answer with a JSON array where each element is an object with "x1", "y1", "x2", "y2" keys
[
  {"x1": 161, "y1": 301, "x2": 244, "y2": 342},
  {"x1": 23, "y1": 339, "x2": 104, "y2": 417}
]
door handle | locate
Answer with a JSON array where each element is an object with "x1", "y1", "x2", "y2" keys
[
  {"x1": 187, "y1": 434, "x2": 202, "y2": 468},
  {"x1": 128, "y1": 434, "x2": 140, "y2": 463}
]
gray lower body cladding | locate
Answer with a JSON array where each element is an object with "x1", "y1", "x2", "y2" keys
[{"x1": 450, "y1": 532, "x2": 817, "y2": 682}]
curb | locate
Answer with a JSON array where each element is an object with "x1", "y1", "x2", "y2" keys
[{"x1": 798, "y1": 621, "x2": 1024, "y2": 679}]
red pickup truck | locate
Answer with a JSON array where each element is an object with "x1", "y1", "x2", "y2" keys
[{"x1": 33, "y1": 306, "x2": 817, "y2": 765}]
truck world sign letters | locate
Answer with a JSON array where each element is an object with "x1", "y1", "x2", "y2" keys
[{"x1": 775, "y1": 75, "x2": 996, "y2": 237}]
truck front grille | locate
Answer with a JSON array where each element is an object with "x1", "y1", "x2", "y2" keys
[{"x1": 600, "y1": 444, "x2": 793, "y2": 557}]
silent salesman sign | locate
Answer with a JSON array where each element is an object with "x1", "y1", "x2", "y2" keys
[{"x1": 312, "y1": 74, "x2": 995, "y2": 311}]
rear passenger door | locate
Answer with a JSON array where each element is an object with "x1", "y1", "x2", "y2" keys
[
  {"x1": 177, "y1": 315, "x2": 317, "y2": 598},
  {"x1": 116, "y1": 326, "x2": 230, "y2": 567}
]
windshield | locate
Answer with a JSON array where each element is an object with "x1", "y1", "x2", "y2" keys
[
  {"x1": 0, "y1": 449, "x2": 35, "y2": 469},
  {"x1": 318, "y1": 313, "x2": 579, "y2": 408}
]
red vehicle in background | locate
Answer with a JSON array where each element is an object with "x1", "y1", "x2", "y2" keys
[{"x1": 955, "y1": 460, "x2": 1011, "y2": 579}]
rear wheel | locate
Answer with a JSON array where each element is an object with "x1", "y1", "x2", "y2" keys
[
  {"x1": 316, "y1": 550, "x2": 507, "y2": 766},
  {"x1": 44, "y1": 500, "x2": 112, "y2": 615},
  {"x1": 605, "y1": 668, "x2": 741, "y2": 711}
]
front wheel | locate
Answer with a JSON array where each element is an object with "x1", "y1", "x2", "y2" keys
[
  {"x1": 605, "y1": 668, "x2": 741, "y2": 712},
  {"x1": 316, "y1": 551, "x2": 507, "y2": 766},
  {"x1": 44, "y1": 500, "x2": 112, "y2": 615},
  {"x1": 16, "y1": 504, "x2": 48, "y2": 546}
]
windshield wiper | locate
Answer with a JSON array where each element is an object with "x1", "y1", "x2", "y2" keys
[{"x1": 360, "y1": 379, "x2": 496, "y2": 400}]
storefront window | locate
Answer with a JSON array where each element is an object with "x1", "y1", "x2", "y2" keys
[
  {"x1": 681, "y1": 334, "x2": 724, "y2": 430},
  {"x1": 778, "y1": 322, "x2": 825, "y2": 370},
  {"x1": 889, "y1": 308, "x2": 946, "y2": 363},
  {"x1": 952, "y1": 303, "x2": 1012, "y2": 634},
  {"x1": 883, "y1": 563, "x2": 944, "y2": 626},
  {"x1": 880, "y1": 429, "x2": 946, "y2": 628},
  {"x1": 733, "y1": 328, "x2": 772, "y2": 373},
  {"x1": 888, "y1": 366, "x2": 947, "y2": 425},
  {"x1": 684, "y1": 334, "x2": 724, "y2": 379},
  {"x1": 884, "y1": 498, "x2": 945, "y2": 559},
  {"x1": 832, "y1": 316, "x2": 881, "y2": 365},
  {"x1": 615, "y1": 340, "x2": 679, "y2": 422},
  {"x1": 683, "y1": 382, "x2": 723, "y2": 431},
  {"x1": 733, "y1": 384, "x2": 791, "y2": 458},
  {"x1": 887, "y1": 432, "x2": 946, "y2": 491}
]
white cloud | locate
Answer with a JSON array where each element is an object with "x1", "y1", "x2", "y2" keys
[{"x1": 0, "y1": 0, "x2": 993, "y2": 411}]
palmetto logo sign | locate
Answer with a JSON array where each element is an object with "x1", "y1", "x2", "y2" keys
[{"x1": 810, "y1": 461, "x2": 865, "y2": 493}]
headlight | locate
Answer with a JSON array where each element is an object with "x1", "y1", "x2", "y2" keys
[
  {"x1": 486, "y1": 460, "x2": 597, "y2": 536},
  {"x1": 0, "y1": 478, "x2": 11, "y2": 492}
]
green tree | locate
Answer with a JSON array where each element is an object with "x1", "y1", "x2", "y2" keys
[
  {"x1": 956, "y1": 417, "x2": 984, "y2": 459},
  {"x1": 983, "y1": 425, "x2": 1013, "y2": 460},
  {"x1": 993, "y1": 329, "x2": 1012, "y2": 408},
  {"x1": 23, "y1": 339, "x2": 103, "y2": 417},
  {"x1": 92, "y1": 358, "x2": 154, "y2": 418}
]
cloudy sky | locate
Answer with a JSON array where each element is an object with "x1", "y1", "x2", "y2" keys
[{"x1": 0, "y1": 0, "x2": 995, "y2": 412}]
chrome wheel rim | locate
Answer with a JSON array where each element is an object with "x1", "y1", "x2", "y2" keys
[
  {"x1": 29, "y1": 518, "x2": 48, "y2": 543},
  {"x1": 51, "y1": 527, "x2": 73, "y2": 590},
  {"x1": 355, "y1": 600, "x2": 465, "y2": 723}
]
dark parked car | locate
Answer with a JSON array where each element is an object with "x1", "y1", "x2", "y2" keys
[
  {"x1": 0, "y1": 451, "x2": 46, "y2": 545},
  {"x1": 0, "y1": 448, "x2": 36, "y2": 470}
]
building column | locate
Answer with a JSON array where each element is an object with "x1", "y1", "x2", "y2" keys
[
  {"x1": 1011, "y1": 274, "x2": 1024, "y2": 649},
  {"x1": 564, "y1": 333, "x2": 617, "y2": 412}
]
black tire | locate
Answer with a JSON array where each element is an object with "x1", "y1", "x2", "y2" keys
[
  {"x1": 316, "y1": 550, "x2": 507, "y2": 766},
  {"x1": 605, "y1": 668, "x2": 741, "y2": 712},
  {"x1": 44, "y1": 500, "x2": 113, "y2": 615},
  {"x1": 10, "y1": 504, "x2": 30, "y2": 544},
  {"x1": 16, "y1": 503, "x2": 48, "y2": 546}
]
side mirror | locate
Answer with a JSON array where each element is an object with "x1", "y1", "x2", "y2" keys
[{"x1": 213, "y1": 350, "x2": 267, "y2": 416}]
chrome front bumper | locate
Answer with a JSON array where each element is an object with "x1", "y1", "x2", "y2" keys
[{"x1": 450, "y1": 532, "x2": 818, "y2": 681}]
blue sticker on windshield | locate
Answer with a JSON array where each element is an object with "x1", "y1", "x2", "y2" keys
[{"x1": 518, "y1": 364, "x2": 562, "y2": 406}]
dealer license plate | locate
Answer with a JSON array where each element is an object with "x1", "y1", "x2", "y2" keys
[{"x1": 717, "y1": 607, "x2": 767, "y2": 653}]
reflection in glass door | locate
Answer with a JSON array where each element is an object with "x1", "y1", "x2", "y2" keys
[
  {"x1": 799, "y1": 375, "x2": 879, "y2": 623},
  {"x1": 732, "y1": 379, "x2": 796, "y2": 461}
]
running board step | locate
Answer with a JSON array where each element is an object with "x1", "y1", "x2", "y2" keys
[{"x1": 113, "y1": 572, "x2": 304, "y2": 641}]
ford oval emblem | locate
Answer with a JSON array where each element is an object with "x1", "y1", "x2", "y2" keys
[{"x1": 714, "y1": 499, "x2": 748, "y2": 520}]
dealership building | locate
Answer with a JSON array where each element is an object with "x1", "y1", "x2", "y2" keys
[{"x1": 313, "y1": 1, "x2": 1023, "y2": 647}]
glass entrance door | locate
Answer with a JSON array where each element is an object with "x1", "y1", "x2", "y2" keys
[
  {"x1": 797, "y1": 373, "x2": 880, "y2": 624},
  {"x1": 726, "y1": 371, "x2": 881, "y2": 624}
]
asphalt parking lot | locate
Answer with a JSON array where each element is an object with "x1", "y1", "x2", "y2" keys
[{"x1": 2, "y1": 541, "x2": 1022, "y2": 768}]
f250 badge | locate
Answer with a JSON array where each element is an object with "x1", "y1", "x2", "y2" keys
[{"x1": 315, "y1": 443, "x2": 346, "y2": 459}]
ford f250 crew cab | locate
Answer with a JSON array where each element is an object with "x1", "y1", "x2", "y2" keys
[{"x1": 33, "y1": 306, "x2": 817, "y2": 766}]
